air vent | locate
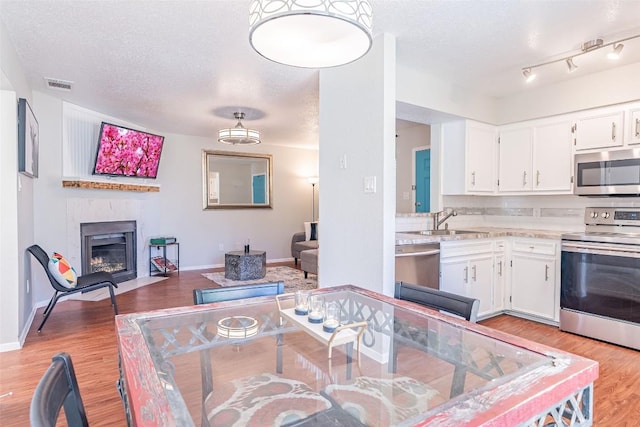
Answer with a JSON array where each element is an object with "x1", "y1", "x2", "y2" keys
[{"x1": 44, "y1": 77, "x2": 73, "y2": 91}]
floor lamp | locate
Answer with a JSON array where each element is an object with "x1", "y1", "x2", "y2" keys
[{"x1": 308, "y1": 177, "x2": 319, "y2": 222}]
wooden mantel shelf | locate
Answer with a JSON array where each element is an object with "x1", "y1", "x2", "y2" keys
[{"x1": 62, "y1": 180, "x2": 160, "y2": 192}]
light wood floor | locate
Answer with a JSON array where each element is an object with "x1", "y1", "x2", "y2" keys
[{"x1": 1, "y1": 263, "x2": 638, "y2": 426}]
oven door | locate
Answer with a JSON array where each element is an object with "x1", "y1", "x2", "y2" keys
[{"x1": 561, "y1": 241, "x2": 640, "y2": 324}]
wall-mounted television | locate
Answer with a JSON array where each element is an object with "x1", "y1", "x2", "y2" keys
[{"x1": 92, "y1": 122, "x2": 165, "y2": 179}]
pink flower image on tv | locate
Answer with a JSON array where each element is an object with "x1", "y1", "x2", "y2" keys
[{"x1": 95, "y1": 124, "x2": 164, "y2": 177}]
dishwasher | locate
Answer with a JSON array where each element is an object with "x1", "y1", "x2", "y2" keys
[{"x1": 395, "y1": 243, "x2": 440, "y2": 289}]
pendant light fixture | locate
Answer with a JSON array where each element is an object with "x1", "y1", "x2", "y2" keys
[
  {"x1": 248, "y1": 0, "x2": 373, "y2": 68},
  {"x1": 218, "y1": 112, "x2": 261, "y2": 145}
]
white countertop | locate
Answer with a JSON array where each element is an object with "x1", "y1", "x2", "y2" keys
[{"x1": 395, "y1": 227, "x2": 564, "y2": 245}]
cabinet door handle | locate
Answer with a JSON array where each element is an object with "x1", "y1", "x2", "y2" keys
[
  {"x1": 523, "y1": 171, "x2": 527, "y2": 186},
  {"x1": 611, "y1": 122, "x2": 616, "y2": 141},
  {"x1": 472, "y1": 265, "x2": 477, "y2": 281},
  {"x1": 471, "y1": 171, "x2": 476, "y2": 186},
  {"x1": 536, "y1": 170, "x2": 540, "y2": 186},
  {"x1": 635, "y1": 118, "x2": 639, "y2": 138},
  {"x1": 464, "y1": 266, "x2": 468, "y2": 283},
  {"x1": 544, "y1": 264, "x2": 549, "y2": 281},
  {"x1": 498, "y1": 261, "x2": 503, "y2": 277}
]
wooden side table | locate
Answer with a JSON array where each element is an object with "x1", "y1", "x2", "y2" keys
[{"x1": 224, "y1": 250, "x2": 266, "y2": 280}]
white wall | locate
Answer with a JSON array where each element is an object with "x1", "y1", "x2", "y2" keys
[
  {"x1": 497, "y1": 62, "x2": 640, "y2": 124},
  {"x1": 396, "y1": 122, "x2": 430, "y2": 213},
  {"x1": 396, "y1": 64, "x2": 498, "y2": 125},
  {"x1": 319, "y1": 33, "x2": 396, "y2": 296},
  {"x1": 0, "y1": 17, "x2": 35, "y2": 350},
  {"x1": 30, "y1": 91, "x2": 318, "y2": 305}
]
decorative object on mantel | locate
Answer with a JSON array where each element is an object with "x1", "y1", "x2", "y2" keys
[
  {"x1": 248, "y1": 0, "x2": 373, "y2": 68},
  {"x1": 202, "y1": 266, "x2": 317, "y2": 293},
  {"x1": 62, "y1": 180, "x2": 160, "y2": 192},
  {"x1": 218, "y1": 112, "x2": 261, "y2": 145},
  {"x1": 17, "y1": 98, "x2": 39, "y2": 178},
  {"x1": 522, "y1": 33, "x2": 640, "y2": 82}
]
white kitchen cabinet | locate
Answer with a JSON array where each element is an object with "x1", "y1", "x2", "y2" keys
[
  {"x1": 498, "y1": 119, "x2": 572, "y2": 193},
  {"x1": 493, "y1": 240, "x2": 507, "y2": 313},
  {"x1": 442, "y1": 120, "x2": 497, "y2": 195},
  {"x1": 440, "y1": 240, "x2": 495, "y2": 319},
  {"x1": 498, "y1": 126, "x2": 532, "y2": 192},
  {"x1": 628, "y1": 107, "x2": 640, "y2": 145},
  {"x1": 533, "y1": 120, "x2": 573, "y2": 191},
  {"x1": 509, "y1": 239, "x2": 559, "y2": 322},
  {"x1": 574, "y1": 109, "x2": 624, "y2": 150}
]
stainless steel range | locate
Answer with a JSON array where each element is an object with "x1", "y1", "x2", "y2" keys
[{"x1": 561, "y1": 207, "x2": 640, "y2": 350}]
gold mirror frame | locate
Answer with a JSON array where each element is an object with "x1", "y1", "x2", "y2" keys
[{"x1": 202, "y1": 150, "x2": 273, "y2": 209}]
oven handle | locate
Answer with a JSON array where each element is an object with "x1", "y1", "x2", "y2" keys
[
  {"x1": 395, "y1": 249, "x2": 440, "y2": 257},
  {"x1": 562, "y1": 241, "x2": 640, "y2": 258}
]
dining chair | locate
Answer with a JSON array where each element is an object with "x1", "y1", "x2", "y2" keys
[
  {"x1": 27, "y1": 244, "x2": 119, "y2": 332},
  {"x1": 30, "y1": 352, "x2": 89, "y2": 427},
  {"x1": 392, "y1": 281, "x2": 481, "y2": 398},
  {"x1": 394, "y1": 281, "x2": 479, "y2": 323},
  {"x1": 193, "y1": 281, "x2": 285, "y2": 427}
]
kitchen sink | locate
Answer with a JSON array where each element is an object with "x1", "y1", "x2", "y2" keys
[{"x1": 405, "y1": 229, "x2": 481, "y2": 236}]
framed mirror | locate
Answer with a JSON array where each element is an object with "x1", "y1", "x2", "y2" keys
[{"x1": 202, "y1": 150, "x2": 273, "y2": 209}]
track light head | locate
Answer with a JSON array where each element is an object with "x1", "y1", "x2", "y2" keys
[
  {"x1": 607, "y1": 43, "x2": 624, "y2": 60},
  {"x1": 566, "y1": 57, "x2": 578, "y2": 73},
  {"x1": 522, "y1": 68, "x2": 536, "y2": 83}
]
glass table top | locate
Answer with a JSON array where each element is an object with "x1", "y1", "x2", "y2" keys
[{"x1": 117, "y1": 286, "x2": 597, "y2": 427}]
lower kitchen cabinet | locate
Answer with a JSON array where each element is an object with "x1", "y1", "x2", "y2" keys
[
  {"x1": 509, "y1": 239, "x2": 559, "y2": 322},
  {"x1": 440, "y1": 240, "x2": 495, "y2": 319}
]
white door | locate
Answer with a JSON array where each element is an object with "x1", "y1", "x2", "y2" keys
[
  {"x1": 440, "y1": 257, "x2": 468, "y2": 296},
  {"x1": 466, "y1": 122, "x2": 496, "y2": 193},
  {"x1": 575, "y1": 111, "x2": 624, "y2": 150},
  {"x1": 467, "y1": 254, "x2": 494, "y2": 318}
]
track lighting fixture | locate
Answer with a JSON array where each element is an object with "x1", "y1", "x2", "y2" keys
[
  {"x1": 522, "y1": 68, "x2": 536, "y2": 83},
  {"x1": 522, "y1": 33, "x2": 639, "y2": 82},
  {"x1": 607, "y1": 43, "x2": 624, "y2": 60}
]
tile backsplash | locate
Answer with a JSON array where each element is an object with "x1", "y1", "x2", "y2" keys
[{"x1": 396, "y1": 194, "x2": 640, "y2": 233}]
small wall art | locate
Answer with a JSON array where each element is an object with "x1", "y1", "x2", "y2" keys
[{"x1": 18, "y1": 98, "x2": 39, "y2": 178}]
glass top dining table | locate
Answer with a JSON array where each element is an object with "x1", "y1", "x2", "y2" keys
[{"x1": 116, "y1": 285, "x2": 598, "y2": 427}]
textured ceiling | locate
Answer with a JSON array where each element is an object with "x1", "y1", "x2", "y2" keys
[{"x1": 1, "y1": 0, "x2": 639, "y2": 149}]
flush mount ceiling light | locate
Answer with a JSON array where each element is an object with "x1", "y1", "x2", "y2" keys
[
  {"x1": 521, "y1": 33, "x2": 639, "y2": 83},
  {"x1": 218, "y1": 112, "x2": 261, "y2": 145},
  {"x1": 248, "y1": 0, "x2": 373, "y2": 68}
]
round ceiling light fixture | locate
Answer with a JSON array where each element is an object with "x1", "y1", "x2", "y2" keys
[
  {"x1": 218, "y1": 112, "x2": 261, "y2": 145},
  {"x1": 248, "y1": 0, "x2": 373, "y2": 68}
]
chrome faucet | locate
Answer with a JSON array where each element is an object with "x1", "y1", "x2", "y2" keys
[{"x1": 433, "y1": 209, "x2": 457, "y2": 230}]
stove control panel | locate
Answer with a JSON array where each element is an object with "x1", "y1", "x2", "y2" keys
[{"x1": 585, "y1": 207, "x2": 640, "y2": 226}]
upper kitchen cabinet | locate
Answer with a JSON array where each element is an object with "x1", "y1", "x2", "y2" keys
[
  {"x1": 574, "y1": 106, "x2": 625, "y2": 151},
  {"x1": 627, "y1": 106, "x2": 640, "y2": 145},
  {"x1": 442, "y1": 120, "x2": 497, "y2": 195},
  {"x1": 498, "y1": 119, "x2": 573, "y2": 194}
]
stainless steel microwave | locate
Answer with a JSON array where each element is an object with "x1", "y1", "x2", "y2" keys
[{"x1": 574, "y1": 149, "x2": 640, "y2": 196}]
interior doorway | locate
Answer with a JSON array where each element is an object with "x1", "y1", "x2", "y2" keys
[{"x1": 414, "y1": 148, "x2": 431, "y2": 212}]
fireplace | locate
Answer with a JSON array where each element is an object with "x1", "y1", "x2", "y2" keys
[{"x1": 81, "y1": 220, "x2": 136, "y2": 283}]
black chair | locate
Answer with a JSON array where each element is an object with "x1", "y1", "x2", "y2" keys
[
  {"x1": 30, "y1": 352, "x2": 89, "y2": 427},
  {"x1": 27, "y1": 244, "x2": 119, "y2": 332},
  {"x1": 392, "y1": 282, "x2": 482, "y2": 398},
  {"x1": 193, "y1": 281, "x2": 285, "y2": 304},
  {"x1": 394, "y1": 281, "x2": 479, "y2": 323},
  {"x1": 193, "y1": 281, "x2": 284, "y2": 427}
]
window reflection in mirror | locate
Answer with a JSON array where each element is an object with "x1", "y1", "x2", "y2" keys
[{"x1": 202, "y1": 150, "x2": 272, "y2": 209}]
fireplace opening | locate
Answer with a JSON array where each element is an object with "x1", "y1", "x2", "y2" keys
[{"x1": 81, "y1": 221, "x2": 136, "y2": 283}]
